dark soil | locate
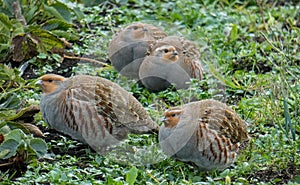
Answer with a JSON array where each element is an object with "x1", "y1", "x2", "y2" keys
[
  {"x1": 43, "y1": 128, "x2": 92, "y2": 157},
  {"x1": 21, "y1": 58, "x2": 79, "y2": 80},
  {"x1": 247, "y1": 164, "x2": 300, "y2": 184}
]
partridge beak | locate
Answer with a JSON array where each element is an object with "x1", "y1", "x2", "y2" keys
[
  {"x1": 35, "y1": 79, "x2": 42, "y2": 85},
  {"x1": 142, "y1": 27, "x2": 148, "y2": 32},
  {"x1": 170, "y1": 50, "x2": 179, "y2": 61},
  {"x1": 160, "y1": 116, "x2": 166, "y2": 123}
]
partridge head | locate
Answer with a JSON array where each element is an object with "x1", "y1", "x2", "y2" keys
[
  {"x1": 108, "y1": 22, "x2": 167, "y2": 79},
  {"x1": 159, "y1": 99, "x2": 249, "y2": 171},
  {"x1": 37, "y1": 74, "x2": 159, "y2": 154},
  {"x1": 153, "y1": 45, "x2": 179, "y2": 62},
  {"x1": 139, "y1": 36, "x2": 203, "y2": 92}
]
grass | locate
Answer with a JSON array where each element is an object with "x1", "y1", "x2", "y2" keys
[{"x1": 0, "y1": 0, "x2": 300, "y2": 184}]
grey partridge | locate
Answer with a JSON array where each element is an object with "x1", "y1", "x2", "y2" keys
[
  {"x1": 108, "y1": 22, "x2": 167, "y2": 79},
  {"x1": 37, "y1": 74, "x2": 159, "y2": 154},
  {"x1": 159, "y1": 99, "x2": 249, "y2": 171},
  {"x1": 139, "y1": 36, "x2": 203, "y2": 92}
]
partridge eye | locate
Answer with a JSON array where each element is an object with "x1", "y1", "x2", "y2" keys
[
  {"x1": 133, "y1": 26, "x2": 139, "y2": 30},
  {"x1": 164, "y1": 49, "x2": 169, "y2": 53},
  {"x1": 171, "y1": 114, "x2": 176, "y2": 117},
  {"x1": 48, "y1": 79, "x2": 53, "y2": 83}
]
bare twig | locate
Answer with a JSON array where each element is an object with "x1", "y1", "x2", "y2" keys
[
  {"x1": 0, "y1": 161, "x2": 14, "y2": 167},
  {"x1": 63, "y1": 55, "x2": 110, "y2": 66}
]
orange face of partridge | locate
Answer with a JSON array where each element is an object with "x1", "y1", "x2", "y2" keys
[
  {"x1": 155, "y1": 45, "x2": 179, "y2": 62},
  {"x1": 162, "y1": 108, "x2": 183, "y2": 128},
  {"x1": 37, "y1": 74, "x2": 66, "y2": 94},
  {"x1": 126, "y1": 23, "x2": 148, "y2": 40}
]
